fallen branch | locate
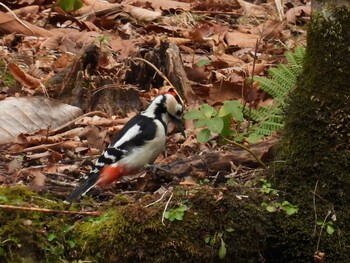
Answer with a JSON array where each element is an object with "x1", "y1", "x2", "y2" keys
[{"x1": 0, "y1": 204, "x2": 101, "y2": 216}]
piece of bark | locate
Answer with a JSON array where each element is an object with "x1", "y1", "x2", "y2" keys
[
  {"x1": 125, "y1": 41, "x2": 197, "y2": 103},
  {"x1": 46, "y1": 44, "x2": 142, "y2": 115}
]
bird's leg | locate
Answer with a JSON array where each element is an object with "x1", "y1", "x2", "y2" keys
[{"x1": 145, "y1": 164, "x2": 169, "y2": 174}]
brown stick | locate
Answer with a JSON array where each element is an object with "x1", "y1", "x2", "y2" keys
[{"x1": 0, "y1": 204, "x2": 101, "y2": 216}]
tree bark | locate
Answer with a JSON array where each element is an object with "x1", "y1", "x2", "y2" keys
[{"x1": 267, "y1": 3, "x2": 350, "y2": 262}]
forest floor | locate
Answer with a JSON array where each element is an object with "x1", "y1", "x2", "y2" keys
[{"x1": 0, "y1": 0, "x2": 310, "y2": 261}]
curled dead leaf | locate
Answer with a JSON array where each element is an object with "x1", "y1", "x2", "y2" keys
[{"x1": 7, "y1": 63, "x2": 40, "y2": 89}]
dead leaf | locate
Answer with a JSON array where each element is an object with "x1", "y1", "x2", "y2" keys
[
  {"x1": 7, "y1": 63, "x2": 41, "y2": 89},
  {"x1": 237, "y1": 0, "x2": 266, "y2": 17},
  {"x1": 5, "y1": 158, "x2": 22, "y2": 174},
  {"x1": 123, "y1": 5, "x2": 162, "y2": 21},
  {"x1": 225, "y1": 31, "x2": 259, "y2": 48},
  {"x1": 286, "y1": 6, "x2": 311, "y2": 24},
  {"x1": 0, "y1": 11, "x2": 52, "y2": 37},
  {"x1": 27, "y1": 169, "x2": 46, "y2": 192},
  {"x1": 250, "y1": 20, "x2": 284, "y2": 39},
  {"x1": 0, "y1": 97, "x2": 83, "y2": 145},
  {"x1": 122, "y1": 0, "x2": 191, "y2": 12}
]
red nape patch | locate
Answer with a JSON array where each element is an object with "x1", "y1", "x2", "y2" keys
[
  {"x1": 164, "y1": 91, "x2": 177, "y2": 97},
  {"x1": 96, "y1": 165, "x2": 125, "y2": 186}
]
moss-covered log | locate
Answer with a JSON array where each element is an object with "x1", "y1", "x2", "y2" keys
[
  {"x1": 0, "y1": 185, "x2": 273, "y2": 263},
  {"x1": 266, "y1": 4, "x2": 350, "y2": 263}
]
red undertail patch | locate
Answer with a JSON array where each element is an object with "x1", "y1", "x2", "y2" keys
[{"x1": 96, "y1": 165, "x2": 125, "y2": 186}]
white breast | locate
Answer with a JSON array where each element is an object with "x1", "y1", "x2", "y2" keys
[{"x1": 118, "y1": 119, "x2": 166, "y2": 171}]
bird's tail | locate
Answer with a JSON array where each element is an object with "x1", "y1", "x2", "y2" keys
[{"x1": 65, "y1": 172, "x2": 99, "y2": 203}]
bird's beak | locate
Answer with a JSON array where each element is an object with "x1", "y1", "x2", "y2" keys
[{"x1": 170, "y1": 115, "x2": 185, "y2": 137}]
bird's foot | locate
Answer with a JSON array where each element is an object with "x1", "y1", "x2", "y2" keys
[{"x1": 145, "y1": 164, "x2": 169, "y2": 174}]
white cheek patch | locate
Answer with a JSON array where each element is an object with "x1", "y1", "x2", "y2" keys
[{"x1": 112, "y1": 124, "x2": 141, "y2": 148}]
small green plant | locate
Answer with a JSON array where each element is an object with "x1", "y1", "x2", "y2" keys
[
  {"x1": 260, "y1": 179, "x2": 298, "y2": 215},
  {"x1": 185, "y1": 46, "x2": 306, "y2": 145},
  {"x1": 316, "y1": 219, "x2": 335, "y2": 235},
  {"x1": 259, "y1": 179, "x2": 278, "y2": 195},
  {"x1": 58, "y1": 0, "x2": 82, "y2": 12},
  {"x1": 246, "y1": 46, "x2": 305, "y2": 136},
  {"x1": 184, "y1": 101, "x2": 243, "y2": 143},
  {"x1": 95, "y1": 35, "x2": 111, "y2": 48},
  {"x1": 205, "y1": 228, "x2": 234, "y2": 259},
  {"x1": 262, "y1": 200, "x2": 298, "y2": 215},
  {"x1": 164, "y1": 204, "x2": 188, "y2": 222},
  {"x1": 45, "y1": 224, "x2": 76, "y2": 259}
]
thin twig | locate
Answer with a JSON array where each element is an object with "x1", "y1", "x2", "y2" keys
[
  {"x1": 0, "y1": 3, "x2": 35, "y2": 35},
  {"x1": 312, "y1": 180, "x2": 319, "y2": 237},
  {"x1": 162, "y1": 192, "x2": 173, "y2": 225},
  {"x1": 49, "y1": 111, "x2": 108, "y2": 135},
  {"x1": 315, "y1": 210, "x2": 332, "y2": 253},
  {"x1": 0, "y1": 204, "x2": 101, "y2": 216},
  {"x1": 145, "y1": 190, "x2": 168, "y2": 208},
  {"x1": 220, "y1": 135, "x2": 267, "y2": 169}
]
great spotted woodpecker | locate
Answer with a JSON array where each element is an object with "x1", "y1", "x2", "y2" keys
[{"x1": 65, "y1": 92, "x2": 184, "y2": 202}]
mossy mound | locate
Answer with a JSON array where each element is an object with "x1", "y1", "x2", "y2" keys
[
  {"x1": 0, "y1": 185, "x2": 272, "y2": 263},
  {"x1": 73, "y1": 186, "x2": 269, "y2": 263},
  {"x1": 0, "y1": 186, "x2": 74, "y2": 262}
]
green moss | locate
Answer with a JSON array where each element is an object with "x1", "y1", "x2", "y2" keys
[
  {"x1": 73, "y1": 186, "x2": 269, "y2": 263},
  {"x1": 266, "y1": 5, "x2": 350, "y2": 263},
  {"x1": 0, "y1": 186, "x2": 74, "y2": 262}
]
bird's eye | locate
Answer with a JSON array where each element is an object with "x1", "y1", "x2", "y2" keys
[{"x1": 176, "y1": 109, "x2": 183, "y2": 116}]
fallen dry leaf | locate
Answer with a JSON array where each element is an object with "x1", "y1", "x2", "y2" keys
[
  {"x1": 7, "y1": 63, "x2": 41, "y2": 89},
  {"x1": 225, "y1": 31, "x2": 260, "y2": 48},
  {"x1": 0, "y1": 11, "x2": 52, "y2": 37},
  {"x1": 123, "y1": 4, "x2": 162, "y2": 21},
  {"x1": 123, "y1": 0, "x2": 191, "y2": 12},
  {"x1": 286, "y1": 5, "x2": 311, "y2": 24},
  {"x1": 0, "y1": 97, "x2": 83, "y2": 145}
]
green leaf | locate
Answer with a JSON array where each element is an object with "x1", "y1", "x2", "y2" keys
[
  {"x1": 174, "y1": 212, "x2": 184, "y2": 220},
  {"x1": 284, "y1": 206, "x2": 298, "y2": 215},
  {"x1": 225, "y1": 228, "x2": 234, "y2": 233},
  {"x1": 196, "y1": 59, "x2": 212, "y2": 67},
  {"x1": 218, "y1": 100, "x2": 243, "y2": 121},
  {"x1": 58, "y1": 0, "x2": 82, "y2": 12},
  {"x1": 246, "y1": 133, "x2": 264, "y2": 143},
  {"x1": 199, "y1": 104, "x2": 216, "y2": 119},
  {"x1": 206, "y1": 117, "x2": 224, "y2": 133},
  {"x1": 326, "y1": 224, "x2": 335, "y2": 235},
  {"x1": 184, "y1": 110, "x2": 204, "y2": 120},
  {"x1": 177, "y1": 204, "x2": 188, "y2": 212},
  {"x1": 0, "y1": 195, "x2": 8, "y2": 202},
  {"x1": 266, "y1": 205, "x2": 277, "y2": 213},
  {"x1": 209, "y1": 237, "x2": 216, "y2": 246},
  {"x1": 0, "y1": 247, "x2": 5, "y2": 256},
  {"x1": 204, "y1": 236, "x2": 211, "y2": 244},
  {"x1": 194, "y1": 119, "x2": 208, "y2": 129},
  {"x1": 316, "y1": 220, "x2": 324, "y2": 226},
  {"x1": 197, "y1": 129, "x2": 210, "y2": 143},
  {"x1": 218, "y1": 238, "x2": 227, "y2": 259},
  {"x1": 66, "y1": 239, "x2": 76, "y2": 248},
  {"x1": 47, "y1": 233, "x2": 57, "y2": 242}
]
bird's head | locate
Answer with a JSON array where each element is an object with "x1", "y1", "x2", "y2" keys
[{"x1": 144, "y1": 89, "x2": 185, "y2": 136}]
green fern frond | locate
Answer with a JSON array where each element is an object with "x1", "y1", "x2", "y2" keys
[
  {"x1": 285, "y1": 46, "x2": 305, "y2": 75},
  {"x1": 247, "y1": 46, "x2": 305, "y2": 136}
]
